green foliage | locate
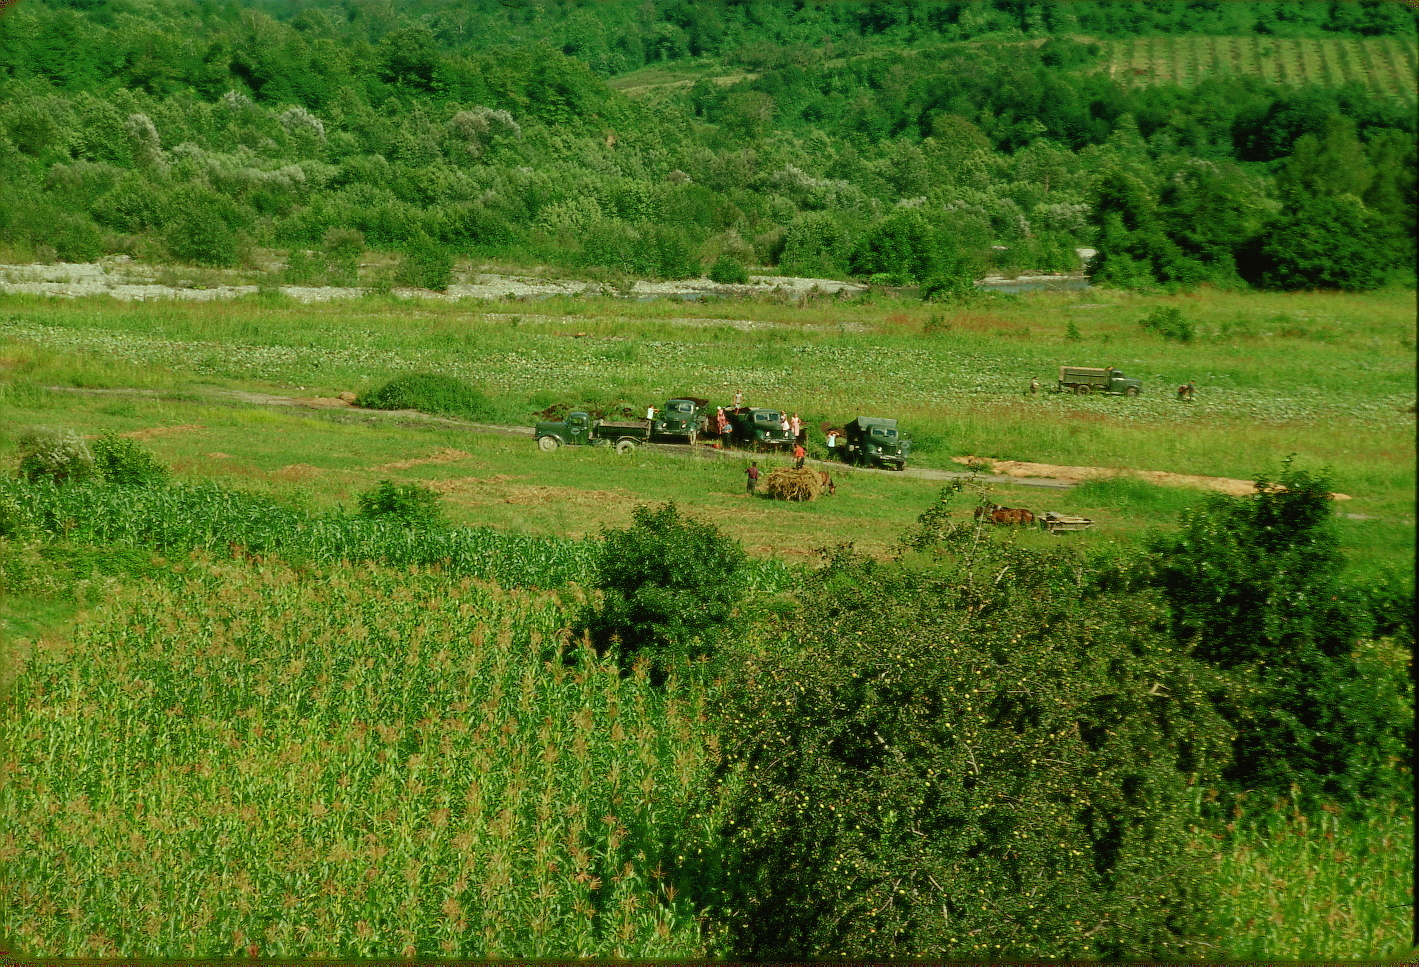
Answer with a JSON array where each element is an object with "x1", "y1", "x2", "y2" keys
[
  {"x1": 15, "y1": 426, "x2": 96, "y2": 484},
  {"x1": 355, "y1": 372, "x2": 492, "y2": 421},
  {"x1": 709, "y1": 512, "x2": 1231, "y2": 959},
  {"x1": 1138, "y1": 306, "x2": 1196, "y2": 343},
  {"x1": 850, "y1": 210, "x2": 955, "y2": 285},
  {"x1": 1144, "y1": 461, "x2": 1411, "y2": 806},
  {"x1": 708, "y1": 251, "x2": 749, "y2": 285},
  {"x1": 355, "y1": 479, "x2": 446, "y2": 529},
  {"x1": 394, "y1": 231, "x2": 455, "y2": 291},
  {"x1": 92, "y1": 431, "x2": 169, "y2": 486},
  {"x1": 1256, "y1": 196, "x2": 1389, "y2": 292},
  {"x1": 581, "y1": 502, "x2": 747, "y2": 679}
]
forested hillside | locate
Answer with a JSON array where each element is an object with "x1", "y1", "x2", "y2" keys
[{"x1": 0, "y1": 0, "x2": 1414, "y2": 290}]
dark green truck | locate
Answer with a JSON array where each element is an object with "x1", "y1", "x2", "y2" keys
[
  {"x1": 841, "y1": 416, "x2": 911, "y2": 470},
  {"x1": 535, "y1": 412, "x2": 651, "y2": 453}
]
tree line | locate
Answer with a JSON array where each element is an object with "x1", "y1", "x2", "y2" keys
[{"x1": 0, "y1": 0, "x2": 1413, "y2": 291}]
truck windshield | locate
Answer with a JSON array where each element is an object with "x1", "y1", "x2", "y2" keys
[
  {"x1": 668, "y1": 401, "x2": 693, "y2": 413},
  {"x1": 754, "y1": 411, "x2": 781, "y2": 423},
  {"x1": 870, "y1": 426, "x2": 897, "y2": 439}
]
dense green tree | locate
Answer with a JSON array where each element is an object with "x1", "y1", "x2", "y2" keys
[
  {"x1": 708, "y1": 509, "x2": 1231, "y2": 959},
  {"x1": 1255, "y1": 195, "x2": 1388, "y2": 292},
  {"x1": 1145, "y1": 463, "x2": 1412, "y2": 804}
]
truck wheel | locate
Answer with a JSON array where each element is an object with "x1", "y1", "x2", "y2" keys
[
  {"x1": 615, "y1": 439, "x2": 638, "y2": 455},
  {"x1": 538, "y1": 435, "x2": 559, "y2": 451},
  {"x1": 1125, "y1": 386, "x2": 1140, "y2": 398},
  {"x1": 1076, "y1": 384, "x2": 1091, "y2": 395}
]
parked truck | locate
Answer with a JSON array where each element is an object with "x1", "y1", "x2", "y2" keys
[
  {"x1": 1056, "y1": 366, "x2": 1143, "y2": 396},
  {"x1": 535, "y1": 411, "x2": 650, "y2": 453},
  {"x1": 842, "y1": 416, "x2": 910, "y2": 469},
  {"x1": 651, "y1": 397, "x2": 710, "y2": 443},
  {"x1": 719, "y1": 407, "x2": 795, "y2": 450}
]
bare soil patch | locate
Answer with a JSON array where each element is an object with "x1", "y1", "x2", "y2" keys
[
  {"x1": 371, "y1": 448, "x2": 475, "y2": 471},
  {"x1": 271, "y1": 463, "x2": 324, "y2": 482},
  {"x1": 955, "y1": 456, "x2": 1352, "y2": 500},
  {"x1": 120, "y1": 423, "x2": 205, "y2": 439}
]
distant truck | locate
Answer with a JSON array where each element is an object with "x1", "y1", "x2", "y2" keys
[
  {"x1": 842, "y1": 416, "x2": 910, "y2": 470},
  {"x1": 535, "y1": 411, "x2": 650, "y2": 453},
  {"x1": 1057, "y1": 366, "x2": 1143, "y2": 397},
  {"x1": 720, "y1": 406, "x2": 795, "y2": 450},
  {"x1": 652, "y1": 397, "x2": 710, "y2": 443}
]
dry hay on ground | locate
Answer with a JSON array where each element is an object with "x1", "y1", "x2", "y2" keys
[
  {"x1": 271, "y1": 463, "x2": 323, "y2": 481},
  {"x1": 428, "y1": 476, "x2": 633, "y2": 508},
  {"x1": 120, "y1": 423, "x2": 205, "y2": 439},
  {"x1": 372, "y1": 448, "x2": 473, "y2": 471},
  {"x1": 954, "y1": 456, "x2": 1351, "y2": 500},
  {"x1": 765, "y1": 467, "x2": 831, "y2": 501}
]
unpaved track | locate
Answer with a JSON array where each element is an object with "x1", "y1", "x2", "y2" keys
[{"x1": 43, "y1": 384, "x2": 1385, "y2": 515}]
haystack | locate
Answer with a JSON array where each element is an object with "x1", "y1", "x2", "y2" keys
[{"x1": 765, "y1": 466, "x2": 828, "y2": 501}]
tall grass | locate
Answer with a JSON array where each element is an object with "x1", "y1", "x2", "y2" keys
[
  {"x1": 0, "y1": 479, "x2": 794, "y2": 592},
  {"x1": 1196, "y1": 792, "x2": 1414, "y2": 960},
  {"x1": 0, "y1": 560, "x2": 715, "y2": 957}
]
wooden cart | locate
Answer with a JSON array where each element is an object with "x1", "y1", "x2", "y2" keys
[{"x1": 1040, "y1": 512, "x2": 1095, "y2": 533}]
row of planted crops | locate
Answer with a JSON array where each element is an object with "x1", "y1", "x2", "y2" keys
[{"x1": 2, "y1": 557, "x2": 718, "y2": 957}]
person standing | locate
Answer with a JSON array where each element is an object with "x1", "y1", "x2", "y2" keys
[
  {"x1": 1030, "y1": 377, "x2": 1039, "y2": 395},
  {"x1": 716, "y1": 406, "x2": 729, "y2": 436},
  {"x1": 789, "y1": 412, "x2": 802, "y2": 439},
  {"x1": 645, "y1": 404, "x2": 657, "y2": 420},
  {"x1": 826, "y1": 429, "x2": 838, "y2": 458},
  {"x1": 745, "y1": 461, "x2": 760, "y2": 494},
  {"x1": 793, "y1": 442, "x2": 806, "y2": 469},
  {"x1": 1186, "y1": 380, "x2": 1196, "y2": 401},
  {"x1": 732, "y1": 388, "x2": 744, "y2": 407}
]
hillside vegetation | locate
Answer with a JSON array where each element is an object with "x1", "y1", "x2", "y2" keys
[
  {"x1": 0, "y1": 1, "x2": 1414, "y2": 961},
  {"x1": 0, "y1": 0, "x2": 1413, "y2": 292}
]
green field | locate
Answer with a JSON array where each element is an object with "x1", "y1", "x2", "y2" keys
[
  {"x1": 0, "y1": 284, "x2": 1413, "y2": 958},
  {"x1": 1100, "y1": 34, "x2": 1418, "y2": 99}
]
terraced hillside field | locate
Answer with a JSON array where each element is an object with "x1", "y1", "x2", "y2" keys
[{"x1": 1099, "y1": 34, "x2": 1418, "y2": 99}]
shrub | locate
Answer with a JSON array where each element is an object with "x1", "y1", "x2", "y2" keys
[
  {"x1": 1144, "y1": 461, "x2": 1411, "y2": 807},
  {"x1": 355, "y1": 479, "x2": 446, "y2": 528},
  {"x1": 1139, "y1": 306, "x2": 1195, "y2": 343},
  {"x1": 394, "y1": 232, "x2": 455, "y2": 291},
  {"x1": 709, "y1": 252, "x2": 750, "y2": 284},
  {"x1": 16, "y1": 427, "x2": 96, "y2": 484},
  {"x1": 92, "y1": 432, "x2": 169, "y2": 486},
  {"x1": 354, "y1": 373, "x2": 493, "y2": 421},
  {"x1": 580, "y1": 502, "x2": 747, "y2": 679},
  {"x1": 708, "y1": 516, "x2": 1231, "y2": 960}
]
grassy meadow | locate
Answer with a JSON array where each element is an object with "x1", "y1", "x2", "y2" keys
[{"x1": 0, "y1": 283, "x2": 1414, "y2": 958}]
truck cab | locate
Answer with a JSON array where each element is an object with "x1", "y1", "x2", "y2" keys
[
  {"x1": 652, "y1": 397, "x2": 709, "y2": 442},
  {"x1": 843, "y1": 416, "x2": 910, "y2": 469},
  {"x1": 722, "y1": 407, "x2": 793, "y2": 449}
]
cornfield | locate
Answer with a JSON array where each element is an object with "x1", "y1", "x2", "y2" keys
[
  {"x1": 0, "y1": 559, "x2": 718, "y2": 957},
  {"x1": 0, "y1": 479, "x2": 793, "y2": 593}
]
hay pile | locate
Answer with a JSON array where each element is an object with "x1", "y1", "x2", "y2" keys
[{"x1": 765, "y1": 467, "x2": 828, "y2": 501}]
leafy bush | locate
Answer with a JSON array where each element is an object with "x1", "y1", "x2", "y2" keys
[
  {"x1": 708, "y1": 514, "x2": 1231, "y2": 960},
  {"x1": 1144, "y1": 461, "x2": 1411, "y2": 807},
  {"x1": 580, "y1": 502, "x2": 747, "y2": 679},
  {"x1": 708, "y1": 252, "x2": 749, "y2": 284},
  {"x1": 92, "y1": 431, "x2": 169, "y2": 486},
  {"x1": 1139, "y1": 306, "x2": 1196, "y2": 343},
  {"x1": 355, "y1": 372, "x2": 493, "y2": 421},
  {"x1": 394, "y1": 231, "x2": 454, "y2": 291},
  {"x1": 1256, "y1": 196, "x2": 1388, "y2": 292},
  {"x1": 16, "y1": 427, "x2": 96, "y2": 484},
  {"x1": 356, "y1": 479, "x2": 446, "y2": 528}
]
